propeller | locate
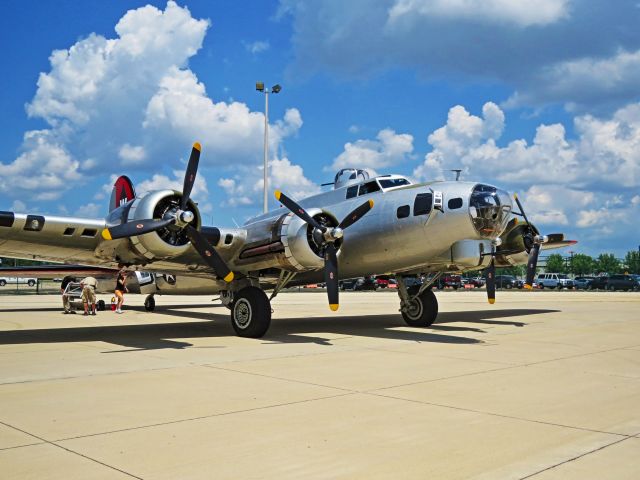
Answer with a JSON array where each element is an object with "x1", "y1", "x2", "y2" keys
[
  {"x1": 101, "y1": 143, "x2": 234, "y2": 283},
  {"x1": 513, "y1": 193, "x2": 548, "y2": 290},
  {"x1": 485, "y1": 245, "x2": 496, "y2": 304},
  {"x1": 275, "y1": 190, "x2": 374, "y2": 310}
]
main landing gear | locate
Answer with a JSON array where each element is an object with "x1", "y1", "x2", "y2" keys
[
  {"x1": 396, "y1": 277, "x2": 439, "y2": 327},
  {"x1": 224, "y1": 286, "x2": 272, "y2": 338},
  {"x1": 144, "y1": 294, "x2": 156, "y2": 312}
]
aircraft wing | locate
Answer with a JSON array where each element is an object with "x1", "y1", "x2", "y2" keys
[
  {"x1": 0, "y1": 211, "x2": 115, "y2": 266},
  {"x1": 0, "y1": 264, "x2": 116, "y2": 279}
]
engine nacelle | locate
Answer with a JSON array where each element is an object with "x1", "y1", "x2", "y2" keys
[
  {"x1": 124, "y1": 189, "x2": 201, "y2": 261},
  {"x1": 279, "y1": 208, "x2": 337, "y2": 271}
]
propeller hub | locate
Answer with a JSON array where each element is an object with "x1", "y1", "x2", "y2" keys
[
  {"x1": 325, "y1": 227, "x2": 344, "y2": 242},
  {"x1": 180, "y1": 210, "x2": 195, "y2": 224}
]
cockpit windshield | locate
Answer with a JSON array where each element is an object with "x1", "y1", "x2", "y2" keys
[{"x1": 469, "y1": 184, "x2": 512, "y2": 238}]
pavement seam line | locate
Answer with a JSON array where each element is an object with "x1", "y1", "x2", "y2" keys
[
  {"x1": 370, "y1": 343, "x2": 639, "y2": 392},
  {"x1": 518, "y1": 435, "x2": 633, "y2": 479},
  {"x1": 53, "y1": 392, "x2": 354, "y2": 443},
  {"x1": 367, "y1": 391, "x2": 632, "y2": 438},
  {"x1": 0, "y1": 420, "x2": 142, "y2": 479}
]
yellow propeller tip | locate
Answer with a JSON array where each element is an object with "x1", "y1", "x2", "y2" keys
[
  {"x1": 101, "y1": 229, "x2": 112, "y2": 241},
  {"x1": 329, "y1": 304, "x2": 339, "y2": 311},
  {"x1": 368, "y1": 199, "x2": 374, "y2": 208},
  {"x1": 513, "y1": 193, "x2": 518, "y2": 199},
  {"x1": 193, "y1": 142, "x2": 201, "y2": 151},
  {"x1": 524, "y1": 284, "x2": 533, "y2": 290},
  {"x1": 274, "y1": 190, "x2": 281, "y2": 200},
  {"x1": 223, "y1": 272, "x2": 234, "y2": 283},
  {"x1": 488, "y1": 298, "x2": 495, "y2": 305}
]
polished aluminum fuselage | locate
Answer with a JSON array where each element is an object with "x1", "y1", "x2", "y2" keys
[{"x1": 0, "y1": 180, "x2": 509, "y2": 292}]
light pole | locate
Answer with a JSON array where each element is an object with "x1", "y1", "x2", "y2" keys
[{"x1": 256, "y1": 82, "x2": 281, "y2": 214}]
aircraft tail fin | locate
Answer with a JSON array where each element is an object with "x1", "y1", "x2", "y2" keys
[{"x1": 109, "y1": 175, "x2": 136, "y2": 212}]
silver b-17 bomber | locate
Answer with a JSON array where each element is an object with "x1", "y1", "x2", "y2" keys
[{"x1": 0, "y1": 143, "x2": 575, "y2": 337}]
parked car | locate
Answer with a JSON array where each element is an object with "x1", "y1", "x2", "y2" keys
[
  {"x1": 436, "y1": 275, "x2": 462, "y2": 289},
  {"x1": 536, "y1": 273, "x2": 574, "y2": 289},
  {"x1": 605, "y1": 274, "x2": 639, "y2": 291},
  {"x1": 466, "y1": 277, "x2": 485, "y2": 288},
  {"x1": 375, "y1": 277, "x2": 391, "y2": 289},
  {"x1": 494, "y1": 275, "x2": 517, "y2": 289},
  {"x1": 340, "y1": 276, "x2": 377, "y2": 291},
  {"x1": 589, "y1": 276, "x2": 609, "y2": 290},
  {"x1": 0, "y1": 277, "x2": 37, "y2": 287},
  {"x1": 574, "y1": 276, "x2": 596, "y2": 289}
]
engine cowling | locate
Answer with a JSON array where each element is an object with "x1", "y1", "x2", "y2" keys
[
  {"x1": 124, "y1": 189, "x2": 201, "y2": 261},
  {"x1": 279, "y1": 208, "x2": 340, "y2": 271},
  {"x1": 494, "y1": 218, "x2": 539, "y2": 267}
]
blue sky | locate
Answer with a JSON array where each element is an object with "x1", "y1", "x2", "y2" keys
[{"x1": 1, "y1": 0, "x2": 639, "y2": 257}]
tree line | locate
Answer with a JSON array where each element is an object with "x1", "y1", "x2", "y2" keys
[{"x1": 496, "y1": 250, "x2": 640, "y2": 277}]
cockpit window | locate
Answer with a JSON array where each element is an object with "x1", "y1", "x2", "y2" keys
[
  {"x1": 469, "y1": 184, "x2": 512, "y2": 238},
  {"x1": 379, "y1": 178, "x2": 410, "y2": 189},
  {"x1": 358, "y1": 181, "x2": 381, "y2": 196}
]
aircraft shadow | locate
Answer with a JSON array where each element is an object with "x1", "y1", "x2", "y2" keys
[{"x1": 0, "y1": 308, "x2": 557, "y2": 350}]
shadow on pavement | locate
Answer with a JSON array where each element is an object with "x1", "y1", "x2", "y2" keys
[{"x1": 0, "y1": 308, "x2": 558, "y2": 350}]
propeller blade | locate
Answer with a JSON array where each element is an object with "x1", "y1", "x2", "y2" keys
[
  {"x1": 274, "y1": 190, "x2": 325, "y2": 231},
  {"x1": 513, "y1": 193, "x2": 531, "y2": 225},
  {"x1": 485, "y1": 258, "x2": 496, "y2": 304},
  {"x1": 185, "y1": 225, "x2": 234, "y2": 283},
  {"x1": 180, "y1": 142, "x2": 201, "y2": 211},
  {"x1": 324, "y1": 242, "x2": 339, "y2": 311},
  {"x1": 102, "y1": 218, "x2": 175, "y2": 240},
  {"x1": 524, "y1": 243, "x2": 541, "y2": 289},
  {"x1": 338, "y1": 199, "x2": 374, "y2": 230}
]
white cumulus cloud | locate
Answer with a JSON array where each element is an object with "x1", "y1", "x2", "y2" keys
[
  {"x1": 330, "y1": 128, "x2": 414, "y2": 172},
  {"x1": 0, "y1": 1, "x2": 303, "y2": 207}
]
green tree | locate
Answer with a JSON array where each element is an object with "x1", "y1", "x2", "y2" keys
[
  {"x1": 595, "y1": 253, "x2": 620, "y2": 274},
  {"x1": 496, "y1": 265, "x2": 526, "y2": 277},
  {"x1": 624, "y1": 250, "x2": 640, "y2": 274},
  {"x1": 570, "y1": 254, "x2": 595, "y2": 276},
  {"x1": 545, "y1": 253, "x2": 566, "y2": 273}
]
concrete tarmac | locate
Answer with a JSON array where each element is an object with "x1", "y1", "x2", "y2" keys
[{"x1": 0, "y1": 290, "x2": 638, "y2": 479}]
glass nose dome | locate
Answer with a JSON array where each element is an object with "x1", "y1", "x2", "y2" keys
[{"x1": 469, "y1": 184, "x2": 512, "y2": 237}]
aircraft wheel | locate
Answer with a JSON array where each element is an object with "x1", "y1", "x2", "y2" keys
[
  {"x1": 144, "y1": 295, "x2": 156, "y2": 312},
  {"x1": 402, "y1": 288, "x2": 438, "y2": 327},
  {"x1": 97, "y1": 300, "x2": 106, "y2": 311},
  {"x1": 231, "y1": 286, "x2": 271, "y2": 338}
]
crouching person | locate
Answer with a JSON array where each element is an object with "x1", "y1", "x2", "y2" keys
[{"x1": 81, "y1": 276, "x2": 98, "y2": 316}]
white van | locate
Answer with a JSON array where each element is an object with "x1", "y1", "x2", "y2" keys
[{"x1": 536, "y1": 273, "x2": 574, "y2": 289}]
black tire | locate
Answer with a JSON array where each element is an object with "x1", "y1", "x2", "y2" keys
[
  {"x1": 539, "y1": 284, "x2": 545, "y2": 290},
  {"x1": 97, "y1": 300, "x2": 106, "y2": 311},
  {"x1": 401, "y1": 288, "x2": 438, "y2": 327},
  {"x1": 27, "y1": 280, "x2": 36, "y2": 287},
  {"x1": 144, "y1": 295, "x2": 156, "y2": 312},
  {"x1": 0, "y1": 280, "x2": 6, "y2": 286},
  {"x1": 231, "y1": 286, "x2": 271, "y2": 338}
]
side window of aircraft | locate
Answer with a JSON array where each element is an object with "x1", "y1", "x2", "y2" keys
[
  {"x1": 346, "y1": 185, "x2": 358, "y2": 199},
  {"x1": 358, "y1": 181, "x2": 381, "y2": 196},
  {"x1": 397, "y1": 205, "x2": 410, "y2": 219},
  {"x1": 448, "y1": 197, "x2": 463, "y2": 210},
  {"x1": 413, "y1": 193, "x2": 433, "y2": 216}
]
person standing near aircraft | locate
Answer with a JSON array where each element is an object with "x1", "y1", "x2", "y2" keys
[
  {"x1": 60, "y1": 275, "x2": 77, "y2": 314},
  {"x1": 114, "y1": 270, "x2": 128, "y2": 314},
  {"x1": 81, "y1": 276, "x2": 98, "y2": 316}
]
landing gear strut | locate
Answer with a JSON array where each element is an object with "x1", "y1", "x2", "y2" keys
[
  {"x1": 397, "y1": 277, "x2": 439, "y2": 327},
  {"x1": 230, "y1": 286, "x2": 271, "y2": 338},
  {"x1": 144, "y1": 294, "x2": 156, "y2": 312}
]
